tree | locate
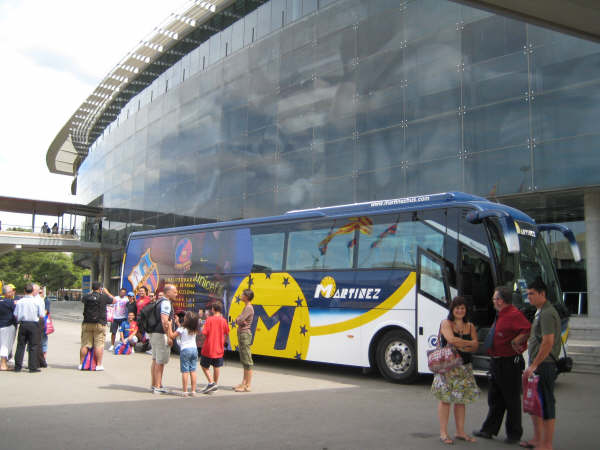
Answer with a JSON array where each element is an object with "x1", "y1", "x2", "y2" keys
[{"x1": 0, "y1": 251, "x2": 89, "y2": 293}]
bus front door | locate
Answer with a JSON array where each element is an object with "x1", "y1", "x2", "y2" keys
[{"x1": 416, "y1": 248, "x2": 452, "y2": 374}]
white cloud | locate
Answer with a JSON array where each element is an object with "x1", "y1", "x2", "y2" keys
[{"x1": 0, "y1": 0, "x2": 182, "y2": 226}]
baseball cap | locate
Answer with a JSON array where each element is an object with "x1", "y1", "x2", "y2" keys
[{"x1": 127, "y1": 291, "x2": 135, "y2": 296}]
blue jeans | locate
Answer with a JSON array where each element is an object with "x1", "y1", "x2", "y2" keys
[{"x1": 179, "y1": 348, "x2": 198, "y2": 373}]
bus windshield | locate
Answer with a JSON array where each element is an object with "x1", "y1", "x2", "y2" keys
[{"x1": 488, "y1": 219, "x2": 565, "y2": 316}]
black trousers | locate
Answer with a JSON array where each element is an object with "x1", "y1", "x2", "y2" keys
[
  {"x1": 14, "y1": 321, "x2": 42, "y2": 371},
  {"x1": 480, "y1": 355, "x2": 524, "y2": 440}
]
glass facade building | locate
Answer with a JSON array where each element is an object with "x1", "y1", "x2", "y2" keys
[{"x1": 76, "y1": 0, "x2": 600, "y2": 258}]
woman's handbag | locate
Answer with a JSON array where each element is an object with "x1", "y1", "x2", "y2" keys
[
  {"x1": 44, "y1": 314, "x2": 55, "y2": 335},
  {"x1": 522, "y1": 375, "x2": 543, "y2": 416},
  {"x1": 427, "y1": 325, "x2": 463, "y2": 374}
]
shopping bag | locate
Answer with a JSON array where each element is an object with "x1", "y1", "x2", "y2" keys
[
  {"x1": 81, "y1": 347, "x2": 97, "y2": 370},
  {"x1": 44, "y1": 314, "x2": 55, "y2": 335},
  {"x1": 522, "y1": 375, "x2": 543, "y2": 416},
  {"x1": 114, "y1": 341, "x2": 132, "y2": 355},
  {"x1": 106, "y1": 305, "x2": 114, "y2": 323}
]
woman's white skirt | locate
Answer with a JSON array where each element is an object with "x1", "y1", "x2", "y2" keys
[{"x1": 0, "y1": 325, "x2": 16, "y2": 358}]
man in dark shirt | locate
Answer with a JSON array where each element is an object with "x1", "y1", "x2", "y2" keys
[
  {"x1": 126, "y1": 291, "x2": 138, "y2": 316},
  {"x1": 474, "y1": 286, "x2": 531, "y2": 444},
  {"x1": 79, "y1": 281, "x2": 115, "y2": 371}
]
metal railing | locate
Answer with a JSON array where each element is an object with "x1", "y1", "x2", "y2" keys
[
  {"x1": 0, "y1": 224, "x2": 82, "y2": 238},
  {"x1": 563, "y1": 291, "x2": 587, "y2": 315}
]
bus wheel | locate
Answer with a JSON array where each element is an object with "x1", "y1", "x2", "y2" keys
[{"x1": 376, "y1": 330, "x2": 417, "y2": 383}]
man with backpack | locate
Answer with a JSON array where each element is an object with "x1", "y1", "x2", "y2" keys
[
  {"x1": 79, "y1": 281, "x2": 116, "y2": 371},
  {"x1": 142, "y1": 284, "x2": 176, "y2": 394}
]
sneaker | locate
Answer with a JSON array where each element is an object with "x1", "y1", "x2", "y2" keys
[
  {"x1": 145, "y1": 350, "x2": 153, "y2": 355},
  {"x1": 152, "y1": 386, "x2": 169, "y2": 395},
  {"x1": 108, "y1": 345, "x2": 114, "y2": 351},
  {"x1": 77, "y1": 364, "x2": 82, "y2": 370},
  {"x1": 189, "y1": 391, "x2": 197, "y2": 397},
  {"x1": 202, "y1": 382, "x2": 218, "y2": 394},
  {"x1": 95, "y1": 365, "x2": 105, "y2": 371}
]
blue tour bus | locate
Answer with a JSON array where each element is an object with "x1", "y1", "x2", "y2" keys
[{"x1": 120, "y1": 192, "x2": 580, "y2": 382}]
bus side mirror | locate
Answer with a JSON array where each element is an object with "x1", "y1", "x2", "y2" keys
[{"x1": 466, "y1": 210, "x2": 520, "y2": 254}]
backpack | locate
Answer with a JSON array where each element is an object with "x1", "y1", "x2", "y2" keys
[
  {"x1": 140, "y1": 299, "x2": 164, "y2": 333},
  {"x1": 83, "y1": 292, "x2": 103, "y2": 323}
]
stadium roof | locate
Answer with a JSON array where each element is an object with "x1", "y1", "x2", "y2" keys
[
  {"x1": 47, "y1": 0, "x2": 268, "y2": 176},
  {"x1": 47, "y1": 0, "x2": 600, "y2": 177}
]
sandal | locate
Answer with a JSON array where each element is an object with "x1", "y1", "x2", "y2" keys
[
  {"x1": 234, "y1": 385, "x2": 251, "y2": 392},
  {"x1": 440, "y1": 436, "x2": 454, "y2": 445},
  {"x1": 456, "y1": 435, "x2": 476, "y2": 443},
  {"x1": 519, "y1": 441, "x2": 535, "y2": 448}
]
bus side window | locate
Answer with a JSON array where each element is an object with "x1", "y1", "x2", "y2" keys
[
  {"x1": 358, "y1": 213, "x2": 444, "y2": 270},
  {"x1": 286, "y1": 220, "x2": 354, "y2": 270},
  {"x1": 251, "y1": 229, "x2": 285, "y2": 272}
]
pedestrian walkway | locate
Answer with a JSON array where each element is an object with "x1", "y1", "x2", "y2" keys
[{"x1": 2, "y1": 319, "x2": 357, "y2": 409}]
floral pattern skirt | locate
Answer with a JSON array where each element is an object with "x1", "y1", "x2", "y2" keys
[{"x1": 431, "y1": 363, "x2": 480, "y2": 404}]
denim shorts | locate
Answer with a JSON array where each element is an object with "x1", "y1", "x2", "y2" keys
[{"x1": 180, "y1": 347, "x2": 198, "y2": 373}]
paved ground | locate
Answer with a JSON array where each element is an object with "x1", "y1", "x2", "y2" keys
[{"x1": 1, "y1": 319, "x2": 598, "y2": 449}]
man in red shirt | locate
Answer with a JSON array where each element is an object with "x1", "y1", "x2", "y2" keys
[
  {"x1": 200, "y1": 301, "x2": 230, "y2": 394},
  {"x1": 135, "y1": 285, "x2": 152, "y2": 346},
  {"x1": 474, "y1": 286, "x2": 531, "y2": 444},
  {"x1": 135, "y1": 286, "x2": 152, "y2": 316}
]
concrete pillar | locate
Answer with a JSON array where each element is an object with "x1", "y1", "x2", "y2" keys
[
  {"x1": 584, "y1": 190, "x2": 600, "y2": 317},
  {"x1": 102, "y1": 252, "x2": 111, "y2": 287},
  {"x1": 90, "y1": 257, "x2": 98, "y2": 283}
]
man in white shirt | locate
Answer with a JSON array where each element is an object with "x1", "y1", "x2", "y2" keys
[
  {"x1": 109, "y1": 288, "x2": 129, "y2": 351},
  {"x1": 13, "y1": 283, "x2": 45, "y2": 372}
]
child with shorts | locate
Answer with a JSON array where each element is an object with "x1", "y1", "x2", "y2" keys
[
  {"x1": 200, "y1": 301, "x2": 230, "y2": 394},
  {"x1": 171, "y1": 311, "x2": 200, "y2": 396}
]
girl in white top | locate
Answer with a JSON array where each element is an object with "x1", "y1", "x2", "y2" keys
[{"x1": 171, "y1": 311, "x2": 200, "y2": 396}]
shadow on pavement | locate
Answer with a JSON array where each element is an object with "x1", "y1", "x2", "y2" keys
[{"x1": 99, "y1": 384, "x2": 155, "y2": 394}]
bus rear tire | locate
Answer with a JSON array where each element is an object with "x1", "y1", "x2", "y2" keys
[{"x1": 376, "y1": 330, "x2": 417, "y2": 383}]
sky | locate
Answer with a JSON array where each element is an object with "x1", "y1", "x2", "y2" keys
[{"x1": 0, "y1": 0, "x2": 183, "y2": 229}]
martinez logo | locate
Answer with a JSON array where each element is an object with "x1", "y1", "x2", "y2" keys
[
  {"x1": 174, "y1": 238, "x2": 192, "y2": 272},
  {"x1": 314, "y1": 276, "x2": 381, "y2": 301}
]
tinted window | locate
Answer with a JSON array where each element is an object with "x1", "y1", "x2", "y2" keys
[
  {"x1": 358, "y1": 213, "x2": 444, "y2": 269},
  {"x1": 251, "y1": 228, "x2": 285, "y2": 271},
  {"x1": 286, "y1": 220, "x2": 355, "y2": 270}
]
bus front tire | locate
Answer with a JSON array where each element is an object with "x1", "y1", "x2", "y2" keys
[{"x1": 376, "y1": 330, "x2": 417, "y2": 383}]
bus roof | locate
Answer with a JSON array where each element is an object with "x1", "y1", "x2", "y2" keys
[{"x1": 128, "y1": 192, "x2": 535, "y2": 239}]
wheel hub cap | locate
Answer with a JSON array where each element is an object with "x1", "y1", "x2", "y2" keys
[{"x1": 385, "y1": 341, "x2": 411, "y2": 374}]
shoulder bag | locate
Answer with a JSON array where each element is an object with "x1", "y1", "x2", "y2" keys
[{"x1": 427, "y1": 323, "x2": 463, "y2": 374}]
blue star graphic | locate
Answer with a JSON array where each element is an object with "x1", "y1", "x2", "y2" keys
[
  {"x1": 300, "y1": 325, "x2": 307, "y2": 336},
  {"x1": 295, "y1": 297, "x2": 303, "y2": 307},
  {"x1": 235, "y1": 346, "x2": 239, "y2": 352},
  {"x1": 265, "y1": 271, "x2": 272, "y2": 279},
  {"x1": 247, "y1": 275, "x2": 254, "y2": 288},
  {"x1": 235, "y1": 295, "x2": 241, "y2": 304},
  {"x1": 282, "y1": 277, "x2": 289, "y2": 287},
  {"x1": 294, "y1": 352, "x2": 302, "y2": 360},
  {"x1": 231, "y1": 321, "x2": 237, "y2": 329}
]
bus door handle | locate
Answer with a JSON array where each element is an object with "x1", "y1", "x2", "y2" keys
[{"x1": 419, "y1": 326, "x2": 423, "y2": 335}]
